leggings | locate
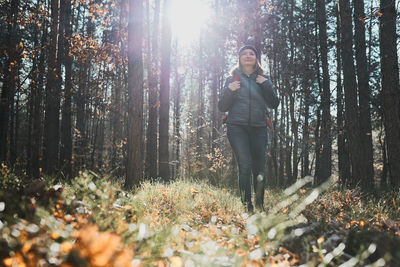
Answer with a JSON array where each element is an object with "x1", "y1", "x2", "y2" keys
[{"x1": 227, "y1": 123, "x2": 267, "y2": 206}]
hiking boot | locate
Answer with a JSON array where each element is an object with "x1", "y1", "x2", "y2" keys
[
  {"x1": 255, "y1": 173, "x2": 265, "y2": 208},
  {"x1": 255, "y1": 202, "x2": 264, "y2": 212},
  {"x1": 247, "y1": 202, "x2": 254, "y2": 213}
]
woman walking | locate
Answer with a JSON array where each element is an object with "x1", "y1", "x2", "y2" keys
[{"x1": 218, "y1": 45, "x2": 279, "y2": 212}]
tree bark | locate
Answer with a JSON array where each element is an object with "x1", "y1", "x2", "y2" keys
[
  {"x1": 43, "y1": 0, "x2": 60, "y2": 175},
  {"x1": 10, "y1": 85, "x2": 20, "y2": 165},
  {"x1": 126, "y1": 0, "x2": 144, "y2": 189},
  {"x1": 288, "y1": 0, "x2": 298, "y2": 184},
  {"x1": 314, "y1": 20, "x2": 322, "y2": 184},
  {"x1": 353, "y1": 0, "x2": 374, "y2": 187},
  {"x1": 196, "y1": 36, "x2": 205, "y2": 171},
  {"x1": 75, "y1": 64, "x2": 88, "y2": 170},
  {"x1": 172, "y1": 41, "x2": 182, "y2": 178},
  {"x1": 315, "y1": 0, "x2": 332, "y2": 184},
  {"x1": 60, "y1": 0, "x2": 73, "y2": 178},
  {"x1": 31, "y1": 9, "x2": 48, "y2": 178},
  {"x1": 145, "y1": 0, "x2": 160, "y2": 179},
  {"x1": 111, "y1": 0, "x2": 126, "y2": 170},
  {"x1": 379, "y1": 0, "x2": 400, "y2": 188},
  {"x1": 336, "y1": 3, "x2": 351, "y2": 186},
  {"x1": 284, "y1": 95, "x2": 292, "y2": 184},
  {"x1": 338, "y1": 0, "x2": 363, "y2": 187},
  {"x1": 158, "y1": 0, "x2": 172, "y2": 181},
  {"x1": 27, "y1": 18, "x2": 39, "y2": 176},
  {"x1": 0, "y1": 0, "x2": 20, "y2": 164}
]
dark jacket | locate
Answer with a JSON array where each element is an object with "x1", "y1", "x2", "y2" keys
[{"x1": 218, "y1": 69, "x2": 279, "y2": 126}]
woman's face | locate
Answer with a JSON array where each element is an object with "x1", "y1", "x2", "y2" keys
[{"x1": 239, "y1": 49, "x2": 257, "y2": 68}]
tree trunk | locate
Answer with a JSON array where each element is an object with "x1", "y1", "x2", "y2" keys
[
  {"x1": 60, "y1": 0, "x2": 73, "y2": 178},
  {"x1": 278, "y1": 78, "x2": 285, "y2": 186},
  {"x1": 314, "y1": 22, "x2": 322, "y2": 184},
  {"x1": 10, "y1": 86, "x2": 20, "y2": 165},
  {"x1": 158, "y1": 0, "x2": 172, "y2": 181},
  {"x1": 43, "y1": 0, "x2": 60, "y2": 175},
  {"x1": 97, "y1": 112, "x2": 105, "y2": 170},
  {"x1": 126, "y1": 0, "x2": 144, "y2": 189},
  {"x1": 196, "y1": 36, "x2": 205, "y2": 171},
  {"x1": 211, "y1": 62, "x2": 219, "y2": 155},
  {"x1": 336, "y1": 4, "x2": 351, "y2": 186},
  {"x1": 379, "y1": 0, "x2": 400, "y2": 188},
  {"x1": 0, "y1": 0, "x2": 20, "y2": 164},
  {"x1": 75, "y1": 65, "x2": 88, "y2": 170},
  {"x1": 111, "y1": 0, "x2": 126, "y2": 170},
  {"x1": 172, "y1": 41, "x2": 182, "y2": 178},
  {"x1": 284, "y1": 95, "x2": 292, "y2": 184},
  {"x1": 27, "y1": 28, "x2": 38, "y2": 176},
  {"x1": 301, "y1": 87, "x2": 310, "y2": 178},
  {"x1": 338, "y1": 0, "x2": 362, "y2": 187},
  {"x1": 353, "y1": 0, "x2": 374, "y2": 187},
  {"x1": 378, "y1": 122, "x2": 387, "y2": 187},
  {"x1": 31, "y1": 10, "x2": 48, "y2": 178},
  {"x1": 288, "y1": 0, "x2": 298, "y2": 184},
  {"x1": 145, "y1": 0, "x2": 160, "y2": 179},
  {"x1": 315, "y1": 0, "x2": 332, "y2": 184}
]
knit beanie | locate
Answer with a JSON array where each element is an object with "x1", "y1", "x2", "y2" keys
[{"x1": 238, "y1": 45, "x2": 258, "y2": 57}]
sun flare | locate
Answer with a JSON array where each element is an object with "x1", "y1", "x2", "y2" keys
[{"x1": 170, "y1": 0, "x2": 211, "y2": 43}]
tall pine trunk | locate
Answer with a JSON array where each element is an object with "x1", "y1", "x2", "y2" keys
[
  {"x1": 196, "y1": 36, "x2": 205, "y2": 171},
  {"x1": 0, "y1": 0, "x2": 20, "y2": 164},
  {"x1": 31, "y1": 12, "x2": 48, "y2": 178},
  {"x1": 336, "y1": 4, "x2": 351, "y2": 186},
  {"x1": 43, "y1": 0, "x2": 60, "y2": 175},
  {"x1": 126, "y1": 0, "x2": 144, "y2": 189},
  {"x1": 172, "y1": 41, "x2": 182, "y2": 178},
  {"x1": 75, "y1": 64, "x2": 88, "y2": 170},
  {"x1": 145, "y1": 0, "x2": 160, "y2": 179},
  {"x1": 300, "y1": 1, "x2": 312, "y2": 178},
  {"x1": 60, "y1": 0, "x2": 73, "y2": 178},
  {"x1": 354, "y1": 0, "x2": 374, "y2": 187},
  {"x1": 111, "y1": 0, "x2": 126, "y2": 170},
  {"x1": 315, "y1": 0, "x2": 332, "y2": 184},
  {"x1": 288, "y1": 0, "x2": 298, "y2": 184},
  {"x1": 379, "y1": 0, "x2": 400, "y2": 188},
  {"x1": 27, "y1": 10, "x2": 40, "y2": 176},
  {"x1": 158, "y1": 0, "x2": 172, "y2": 181},
  {"x1": 338, "y1": 0, "x2": 363, "y2": 187}
]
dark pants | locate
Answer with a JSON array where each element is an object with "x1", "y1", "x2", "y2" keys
[{"x1": 227, "y1": 124, "x2": 267, "y2": 207}]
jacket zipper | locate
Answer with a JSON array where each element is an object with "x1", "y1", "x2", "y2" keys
[{"x1": 248, "y1": 75, "x2": 251, "y2": 125}]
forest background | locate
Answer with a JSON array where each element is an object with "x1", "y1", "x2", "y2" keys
[{"x1": 1, "y1": 0, "x2": 399, "y2": 190}]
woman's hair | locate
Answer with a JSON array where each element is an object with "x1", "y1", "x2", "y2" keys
[{"x1": 229, "y1": 59, "x2": 265, "y2": 77}]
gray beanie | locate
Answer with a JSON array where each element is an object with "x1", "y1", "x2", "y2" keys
[{"x1": 238, "y1": 45, "x2": 258, "y2": 57}]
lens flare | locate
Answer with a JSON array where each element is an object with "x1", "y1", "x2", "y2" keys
[{"x1": 171, "y1": 0, "x2": 211, "y2": 43}]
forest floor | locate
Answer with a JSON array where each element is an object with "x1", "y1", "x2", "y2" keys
[{"x1": 1, "y1": 169, "x2": 400, "y2": 267}]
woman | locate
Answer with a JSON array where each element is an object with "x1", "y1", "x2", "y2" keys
[{"x1": 218, "y1": 45, "x2": 279, "y2": 212}]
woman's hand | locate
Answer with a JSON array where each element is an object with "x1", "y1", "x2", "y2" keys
[
  {"x1": 228, "y1": 81, "x2": 241, "y2": 91},
  {"x1": 256, "y1": 75, "x2": 267, "y2": 84}
]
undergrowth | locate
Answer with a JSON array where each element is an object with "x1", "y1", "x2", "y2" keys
[{"x1": 1, "y1": 170, "x2": 400, "y2": 266}]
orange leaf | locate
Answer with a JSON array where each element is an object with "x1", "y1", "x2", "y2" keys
[
  {"x1": 170, "y1": 256, "x2": 183, "y2": 267},
  {"x1": 50, "y1": 231, "x2": 60, "y2": 239},
  {"x1": 3, "y1": 258, "x2": 13, "y2": 267},
  {"x1": 190, "y1": 188, "x2": 199, "y2": 195},
  {"x1": 235, "y1": 248, "x2": 246, "y2": 257},
  {"x1": 61, "y1": 241, "x2": 73, "y2": 253}
]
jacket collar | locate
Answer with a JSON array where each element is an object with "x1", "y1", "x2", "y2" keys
[{"x1": 233, "y1": 68, "x2": 258, "y2": 79}]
